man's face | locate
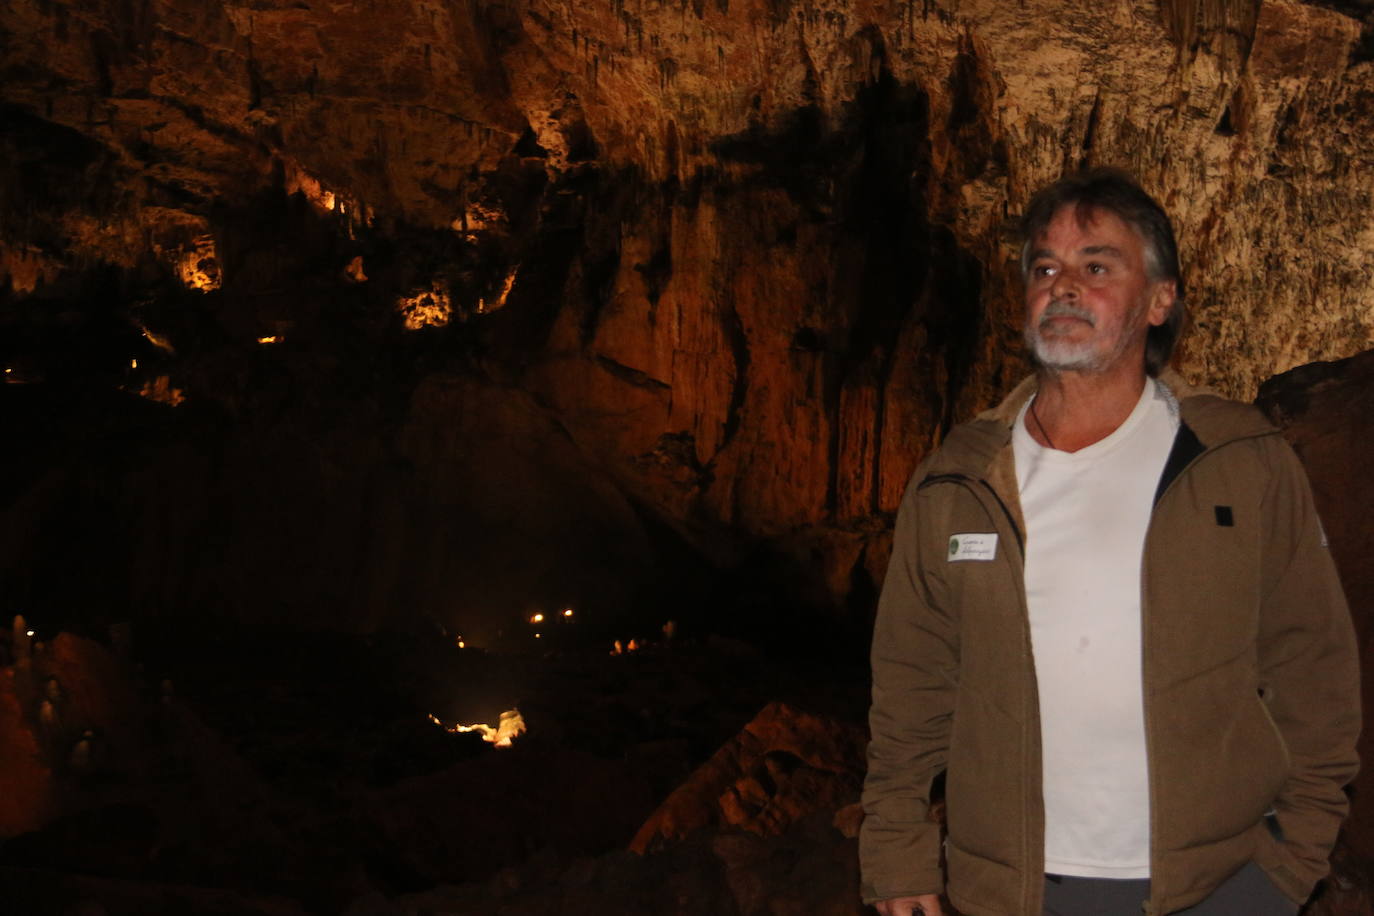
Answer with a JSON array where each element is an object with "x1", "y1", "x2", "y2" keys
[{"x1": 1023, "y1": 205, "x2": 1176, "y2": 375}]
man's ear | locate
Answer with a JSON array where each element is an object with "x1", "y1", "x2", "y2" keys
[{"x1": 1147, "y1": 280, "x2": 1177, "y2": 327}]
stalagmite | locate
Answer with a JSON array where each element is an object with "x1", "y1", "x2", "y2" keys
[{"x1": 12, "y1": 616, "x2": 30, "y2": 662}]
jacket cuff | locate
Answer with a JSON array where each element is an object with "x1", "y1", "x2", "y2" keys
[{"x1": 859, "y1": 818, "x2": 944, "y2": 903}]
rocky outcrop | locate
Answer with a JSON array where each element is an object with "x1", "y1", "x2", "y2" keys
[
  {"x1": 630, "y1": 700, "x2": 865, "y2": 853},
  {"x1": 0, "y1": 629, "x2": 141, "y2": 838}
]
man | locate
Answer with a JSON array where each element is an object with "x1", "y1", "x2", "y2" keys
[{"x1": 859, "y1": 169, "x2": 1360, "y2": 916}]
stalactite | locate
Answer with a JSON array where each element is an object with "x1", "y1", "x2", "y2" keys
[{"x1": 1160, "y1": 0, "x2": 1261, "y2": 68}]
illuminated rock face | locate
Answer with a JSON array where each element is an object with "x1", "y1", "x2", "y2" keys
[{"x1": 4, "y1": 1, "x2": 1374, "y2": 630}]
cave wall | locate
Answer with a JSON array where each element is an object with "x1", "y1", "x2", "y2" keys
[{"x1": 5, "y1": 0, "x2": 1374, "y2": 634}]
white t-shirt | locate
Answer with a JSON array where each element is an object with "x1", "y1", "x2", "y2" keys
[{"x1": 1012, "y1": 379, "x2": 1179, "y2": 878}]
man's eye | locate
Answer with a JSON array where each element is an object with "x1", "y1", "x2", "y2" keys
[
  {"x1": 1032, "y1": 264, "x2": 1057, "y2": 278},
  {"x1": 1087, "y1": 262, "x2": 1107, "y2": 274}
]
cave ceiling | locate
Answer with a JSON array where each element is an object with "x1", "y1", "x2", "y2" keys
[{"x1": 5, "y1": 0, "x2": 1373, "y2": 384}]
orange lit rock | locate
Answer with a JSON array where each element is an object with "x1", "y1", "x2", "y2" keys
[
  {"x1": 137, "y1": 375, "x2": 186, "y2": 407},
  {"x1": 341, "y1": 255, "x2": 368, "y2": 284},
  {"x1": 0, "y1": 634, "x2": 140, "y2": 839},
  {"x1": 397, "y1": 284, "x2": 453, "y2": 330},
  {"x1": 630, "y1": 701, "x2": 865, "y2": 854},
  {"x1": 0, "y1": 666, "x2": 58, "y2": 837}
]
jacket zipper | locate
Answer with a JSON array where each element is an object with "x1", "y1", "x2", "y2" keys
[
  {"x1": 917, "y1": 470, "x2": 1038, "y2": 912},
  {"x1": 1139, "y1": 427, "x2": 1277, "y2": 916}
]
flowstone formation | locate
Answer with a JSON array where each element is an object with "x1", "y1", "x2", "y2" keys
[{"x1": 4, "y1": 1, "x2": 1374, "y2": 634}]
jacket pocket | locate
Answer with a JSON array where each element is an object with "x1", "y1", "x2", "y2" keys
[{"x1": 945, "y1": 839, "x2": 1021, "y2": 915}]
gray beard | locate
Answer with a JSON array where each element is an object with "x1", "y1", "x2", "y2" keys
[{"x1": 1024, "y1": 301, "x2": 1104, "y2": 372}]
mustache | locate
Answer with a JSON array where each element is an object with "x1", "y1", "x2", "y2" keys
[{"x1": 1039, "y1": 300, "x2": 1096, "y2": 327}]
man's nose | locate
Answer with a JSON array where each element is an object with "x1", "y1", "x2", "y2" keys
[{"x1": 1050, "y1": 268, "x2": 1079, "y2": 299}]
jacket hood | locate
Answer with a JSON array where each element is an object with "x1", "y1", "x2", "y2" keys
[{"x1": 922, "y1": 368, "x2": 1277, "y2": 481}]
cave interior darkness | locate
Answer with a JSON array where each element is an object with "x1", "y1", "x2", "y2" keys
[{"x1": 0, "y1": 48, "x2": 922, "y2": 916}]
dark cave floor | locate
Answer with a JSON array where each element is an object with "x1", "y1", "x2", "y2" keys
[{"x1": 0, "y1": 621, "x2": 872, "y2": 915}]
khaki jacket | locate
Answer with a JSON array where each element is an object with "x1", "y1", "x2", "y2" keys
[{"x1": 860, "y1": 371, "x2": 1360, "y2": 915}]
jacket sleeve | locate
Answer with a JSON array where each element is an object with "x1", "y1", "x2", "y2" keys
[
  {"x1": 860, "y1": 473, "x2": 959, "y2": 903},
  {"x1": 1254, "y1": 439, "x2": 1361, "y2": 902}
]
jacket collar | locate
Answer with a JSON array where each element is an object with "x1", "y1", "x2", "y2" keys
[{"x1": 922, "y1": 368, "x2": 1275, "y2": 482}]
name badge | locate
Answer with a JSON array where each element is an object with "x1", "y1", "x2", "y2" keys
[{"x1": 948, "y1": 533, "x2": 998, "y2": 562}]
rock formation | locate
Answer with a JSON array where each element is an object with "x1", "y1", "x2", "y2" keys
[
  {"x1": 0, "y1": 629, "x2": 141, "y2": 837},
  {"x1": 7, "y1": 1, "x2": 1374, "y2": 640},
  {"x1": 630, "y1": 700, "x2": 866, "y2": 853}
]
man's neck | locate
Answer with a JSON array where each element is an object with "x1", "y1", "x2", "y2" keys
[{"x1": 1029, "y1": 366, "x2": 1150, "y2": 453}]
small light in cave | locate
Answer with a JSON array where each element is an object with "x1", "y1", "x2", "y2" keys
[
  {"x1": 530, "y1": 612, "x2": 545, "y2": 624},
  {"x1": 257, "y1": 336, "x2": 283, "y2": 345},
  {"x1": 455, "y1": 636, "x2": 466, "y2": 649},
  {"x1": 534, "y1": 632, "x2": 542, "y2": 639},
  {"x1": 627, "y1": 639, "x2": 640, "y2": 652},
  {"x1": 26, "y1": 630, "x2": 35, "y2": 637},
  {"x1": 562, "y1": 608, "x2": 574, "y2": 618},
  {"x1": 428, "y1": 709, "x2": 526, "y2": 748},
  {"x1": 612, "y1": 640, "x2": 623, "y2": 655}
]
